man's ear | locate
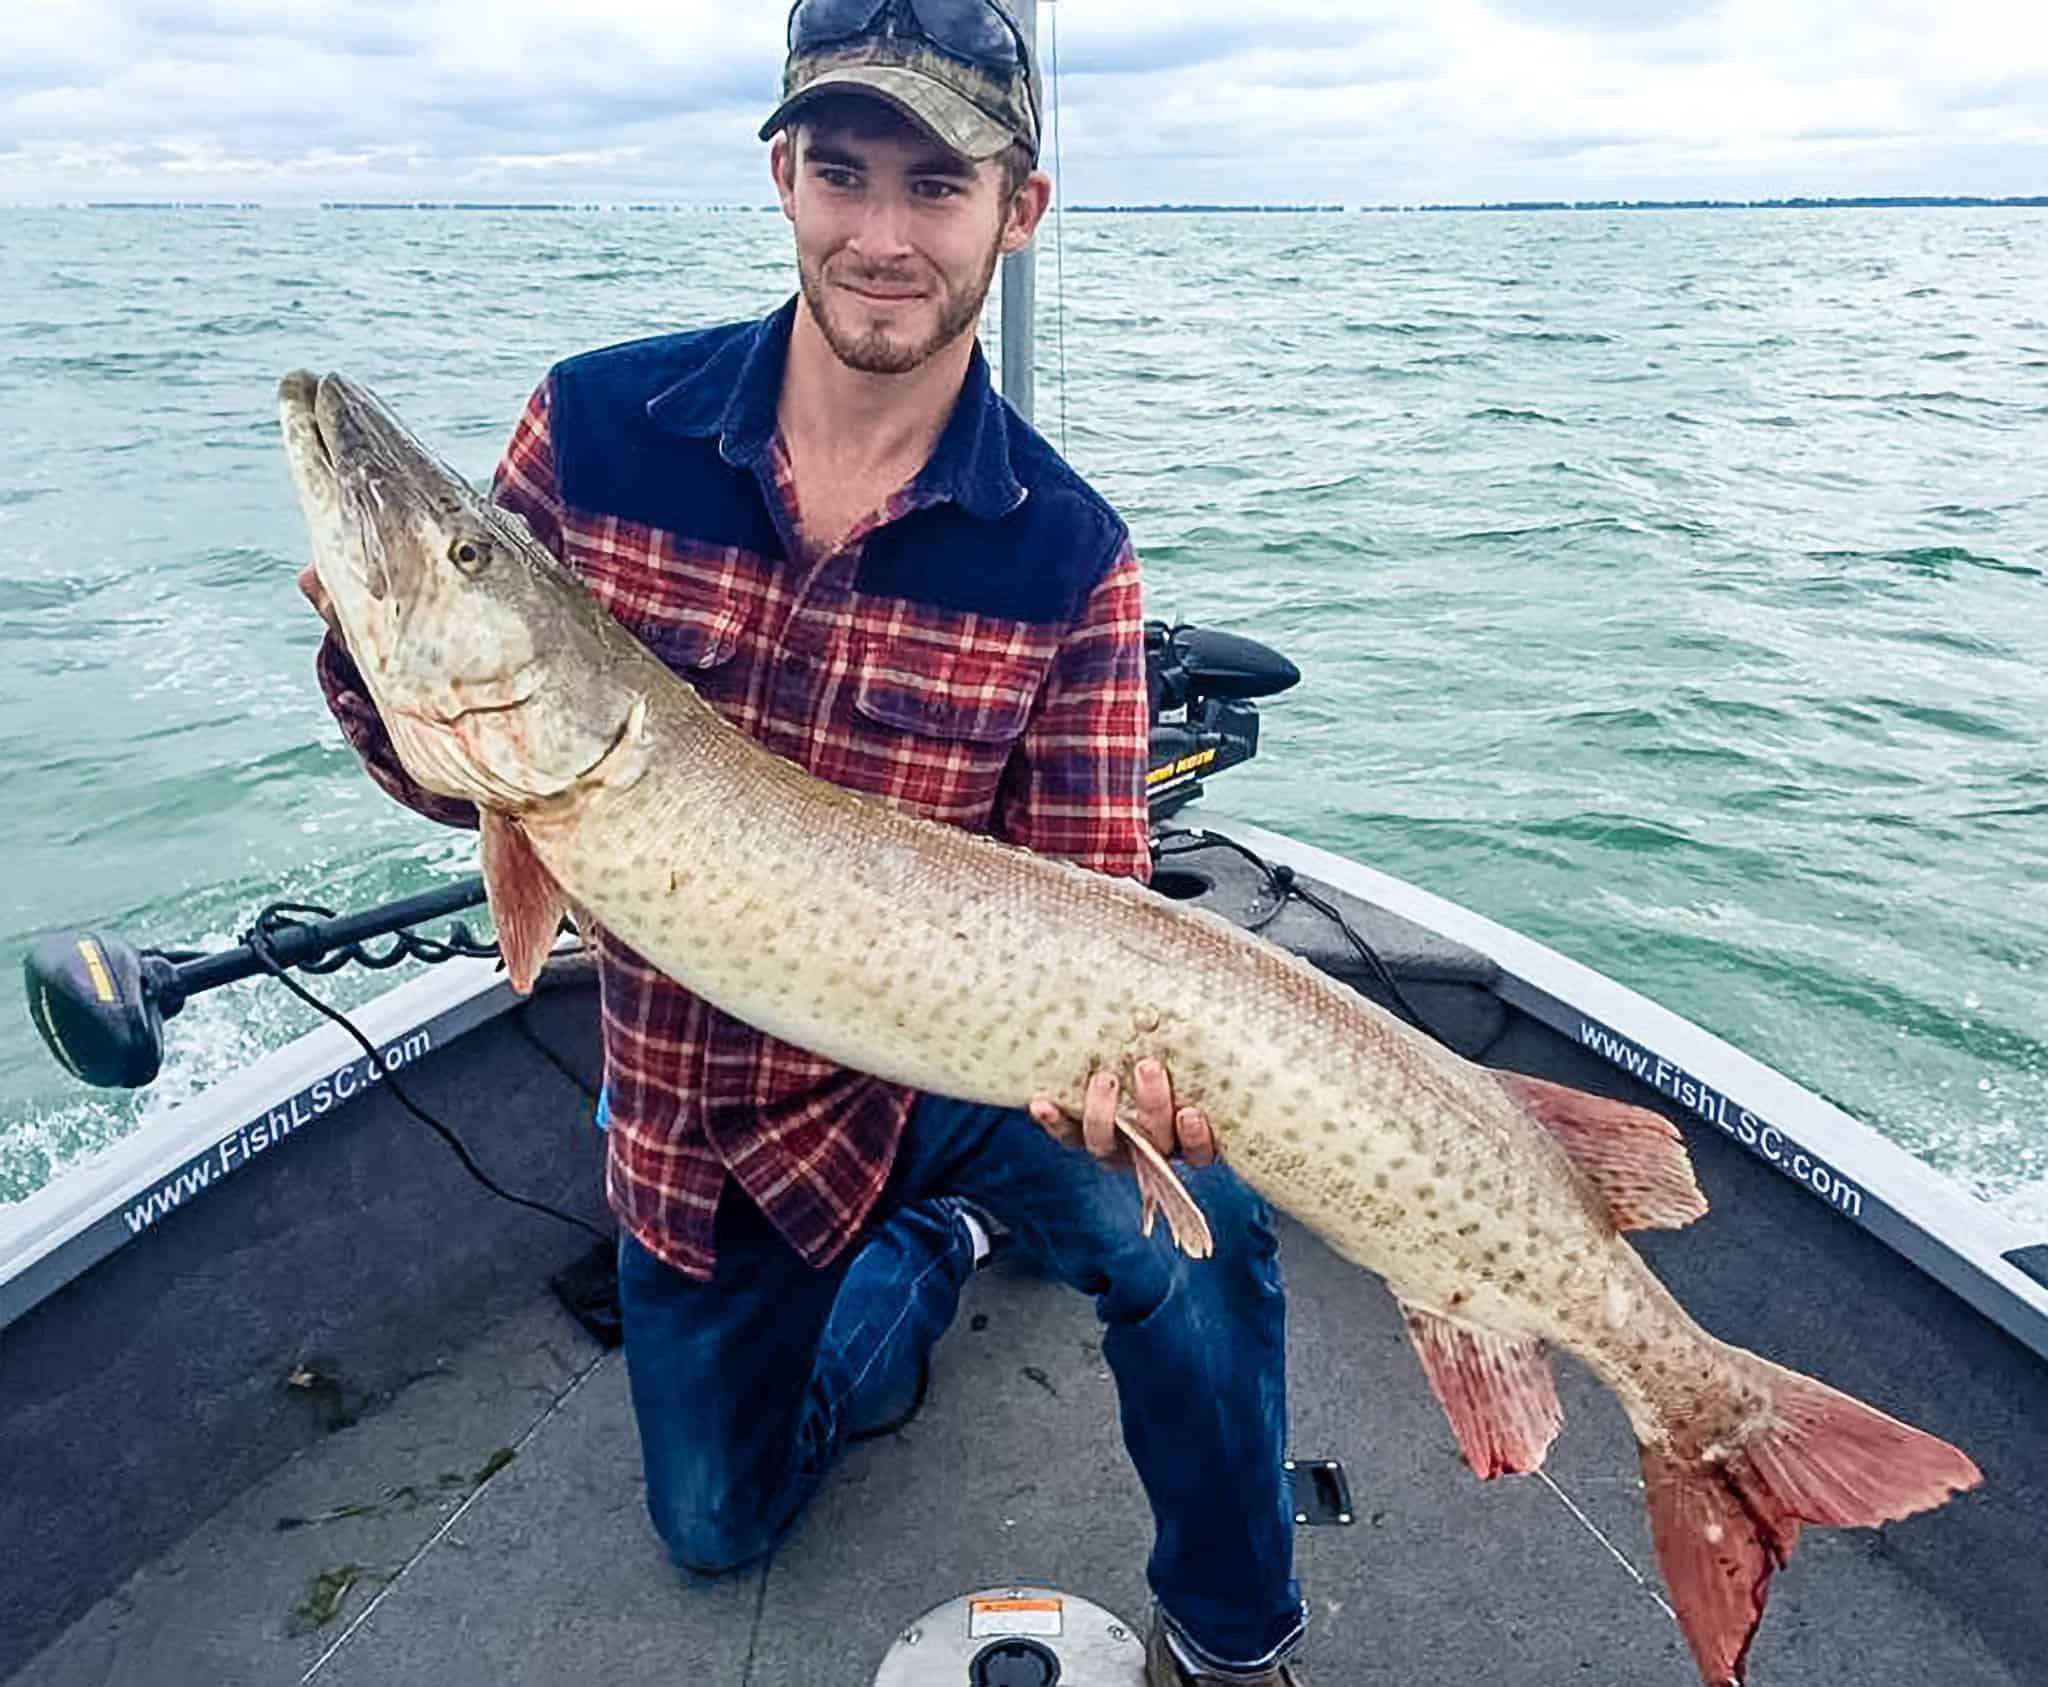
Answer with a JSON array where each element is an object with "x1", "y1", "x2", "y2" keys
[
  {"x1": 1000, "y1": 168, "x2": 1053, "y2": 256},
  {"x1": 771, "y1": 132, "x2": 798, "y2": 222}
]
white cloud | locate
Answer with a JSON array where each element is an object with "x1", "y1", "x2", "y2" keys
[{"x1": 0, "y1": 0, "x2": 2043, "y2": 203}]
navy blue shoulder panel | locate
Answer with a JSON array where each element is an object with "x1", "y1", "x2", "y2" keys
[
  {"x1": 548, "y1": 325, "x2": 783, "y2": 559},
  {"x1": 858, "y1": 405, "x2": 1128, "y2": 626}
]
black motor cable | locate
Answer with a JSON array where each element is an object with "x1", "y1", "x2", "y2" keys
[
  {"x1": 1152, "y1": 826, "x2": 1501, "y2": 1060},
  {"x1": 241, "y1": 904, "x2": 610, "y2": 1247}
]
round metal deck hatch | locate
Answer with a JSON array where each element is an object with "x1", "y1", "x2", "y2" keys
[{"x1": 873, "y1": 1587, "x2": 1145, "y2": 1686}]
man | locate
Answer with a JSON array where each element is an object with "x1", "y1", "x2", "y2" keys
[{"x1": 306, "y1": 3, "x2": 1306, "y2": 1681}]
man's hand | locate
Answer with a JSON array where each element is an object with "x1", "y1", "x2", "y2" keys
[
  {"x1": 298, "y1": 563, "x2": 345, "y2": 648},
  {"x1": 1029, "y1": 1059, "x2": 1217, "y2": 1169}
]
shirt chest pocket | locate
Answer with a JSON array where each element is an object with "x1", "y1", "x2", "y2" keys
[
  {"x1": 623, "y1": 602, "x2": 745, "y2": 676},
  {"x1": 850, "y1": 631, "x2": 1053, "y2": 745},
  {"x1": 610, "y1": 589, "x2": 751, "y2": 721},
  {"x1": 840, "y1": 627, "x2": 1060, "y2": 824}
]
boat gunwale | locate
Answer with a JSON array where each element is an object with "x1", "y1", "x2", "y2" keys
[
  {"x1": 1193, "y1": 802, "x2": 2048, "y2": 1361},
  {"x1": 0, "y1": 954, "x2": 522, "y2": 1330}
]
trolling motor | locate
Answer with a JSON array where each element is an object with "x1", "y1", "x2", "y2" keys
[
  {"x1": 23, "y1": 880, "x2": 492, "y2": 1090},
  {"x1": 1144, "y1": 621, "x2": 1301, "y2": 818}
]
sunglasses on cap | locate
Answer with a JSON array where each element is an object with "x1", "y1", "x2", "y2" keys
[{"x1": 785, "y1": 0, "x2": 1031, "y2": 78}]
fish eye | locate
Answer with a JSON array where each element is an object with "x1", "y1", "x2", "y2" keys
[{"x1": 449, "y1": 536, "x2": 493, "y2": 576}]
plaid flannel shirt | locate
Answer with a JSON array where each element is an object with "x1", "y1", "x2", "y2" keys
[{"x1": 317, "y1": 301, "x2": 1152, "y2": 1279}]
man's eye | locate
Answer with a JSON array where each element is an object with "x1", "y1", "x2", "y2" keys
[
  {"x1": 819, "y1": 168, "x2": 859, "y2": 188},
  {"x1": 914, "y1": 180, "x2": 962, "y2": 199}
]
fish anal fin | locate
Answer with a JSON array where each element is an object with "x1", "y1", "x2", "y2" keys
[
  {"x1": 1400, "y1": 1304, "x2": 1562, "y2": 1479},
  {"x1": 479, "y1": 811, "x2": 567, "y2": 995},
  {"x1": 1115, "y1": 1120, "x2": 1214, "y2": 1259},
  {"x1": 1499, "y1": 1071, "x2": 1708, "y2": 1231}
]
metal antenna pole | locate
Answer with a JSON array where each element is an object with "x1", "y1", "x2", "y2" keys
[{"x1": 999, "y1": 0, "x2": 1039, "y2": 425}]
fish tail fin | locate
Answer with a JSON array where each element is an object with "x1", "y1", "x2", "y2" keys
[
  {"x1": 1641, "y1": 1358, "x2": 1980, "y2": 1685},
  {"x1": 1400, "y1": 1304, "x2": 1562, "y2": 1478}
]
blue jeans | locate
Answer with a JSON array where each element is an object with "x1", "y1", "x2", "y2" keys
[{"x1": 616, "y1": 1091, "x2": 1305, "y2": 1674}]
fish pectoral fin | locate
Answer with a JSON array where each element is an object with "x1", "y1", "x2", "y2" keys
[
  {"x1": 479, "y1": 811, "x2": 569, "y2": 995},
  {"x1": 1497, "y1": 1072, "x2": 1708, "y2": 1232},
  {"x1": 1399, "y1": 1303, "x2": 1562, "y2": 1479},
  {"x1": 1115, "y1": 1120, "x2": 1214, "y2": 1260}
]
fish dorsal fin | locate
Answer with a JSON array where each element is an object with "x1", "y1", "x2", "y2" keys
[
  {"x1": 1400, "y1": 1303, "x2": 1562, "y2": 1478},
  {"x1": 1497, "y1": 1072, "x2": 1707, "y2": 1232},
  {"x1": 480, "y1": 812, "x2": 568, "y2": 995}
]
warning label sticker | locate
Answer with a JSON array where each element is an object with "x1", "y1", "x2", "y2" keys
[{"x1": 969, "y1": 1597, "x2": 1064, "y2": 1638}]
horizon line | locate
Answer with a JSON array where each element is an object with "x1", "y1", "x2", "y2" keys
[{"x1": 8, "y1": 192, "x2": 2047, "y2": 214}]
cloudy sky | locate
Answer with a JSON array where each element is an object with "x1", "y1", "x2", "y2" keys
[{"x1": 2, "y1": 0, "x2": 2044, "y2": 206}]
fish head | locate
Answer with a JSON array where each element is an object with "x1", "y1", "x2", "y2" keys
[{"x1": 280, "y1": 370, "x2": 645, "y2": 812}]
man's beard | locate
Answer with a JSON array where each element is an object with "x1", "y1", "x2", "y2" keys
[{"x1": 801, "y1": 236, "x2": 1002, "y2": 376}]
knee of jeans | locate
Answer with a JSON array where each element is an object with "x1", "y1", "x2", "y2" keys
[
  {"x1": 1180, "y1": 1164, "x2": 1284, "y2": 1305},
  {"x1": 1191, "y1": 1164, "x2": 1279, "y2": 1257},
  {"x1": 1055, "y1": 1163, "x2": 1280, "y2": 1323},
  {"x1": 651, "y1": 1484, "x2": 781, "y2": 1577}
]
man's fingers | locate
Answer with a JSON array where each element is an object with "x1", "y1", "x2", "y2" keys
[
  {"x1": 1028, "y1": 1096, "x2": 1078, "y2": 1146},
  {"x1": 1130, "y1": 1059, "x2": 1177, "y2": 1156},
  {"x1": 298, "y1": 564, "x2": 343, "y2": 642},
  {"x1": 1081, "y1": 1069, "x2": 1121, "y2": 1160},
  {"x1": 1043, "y1": 1066, "x2": 1215, "y2": 1167}
]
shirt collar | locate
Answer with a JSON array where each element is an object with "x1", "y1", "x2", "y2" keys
[{"x1": 645, "y1": 297, "x2": 1027, "y2": 523}]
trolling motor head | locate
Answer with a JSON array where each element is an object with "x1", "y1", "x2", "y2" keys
[
  {"x1": 23, "y1": 931, "x2": 184, "y2": 1090},
  {"x1": 24, "y1": 880, "x2": 495, "y2": 1092},
  {"x1": 1144, "y1": 622, "x2": 1301, "y2": 818}
]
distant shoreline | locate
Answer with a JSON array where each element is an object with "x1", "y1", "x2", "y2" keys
[
  {"x1": 1082, "y1": 196, "x2": 2048, "y2": 213},
  {"x1": 32, "y1": 194, "x2": 2048, "y2": 214}
]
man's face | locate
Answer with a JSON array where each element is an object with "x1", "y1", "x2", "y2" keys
[{"x1": 774, "y1": 112, "x2": 1038, "y2": 376}]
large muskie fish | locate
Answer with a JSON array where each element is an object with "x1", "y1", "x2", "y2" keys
[{"x1": 281, "y1": 370, "x2": 1978, "y2": 1685}]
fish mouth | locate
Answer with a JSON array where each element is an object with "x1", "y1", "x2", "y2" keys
[
  {"x1": 281, "y1": 370, "x2": 440, "y2": 507},
  {"x1": 279, "y1": 369, "x2": 336, "y2": 497}
]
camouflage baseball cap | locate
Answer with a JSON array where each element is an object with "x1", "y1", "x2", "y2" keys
[{"x1": 759, "y1": 0, "x2": 1041, "y2": 164}]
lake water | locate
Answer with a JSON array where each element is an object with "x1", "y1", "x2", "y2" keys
[{"x1": 2, "y1": 205, "x2": 2043, "y2": 1224}]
